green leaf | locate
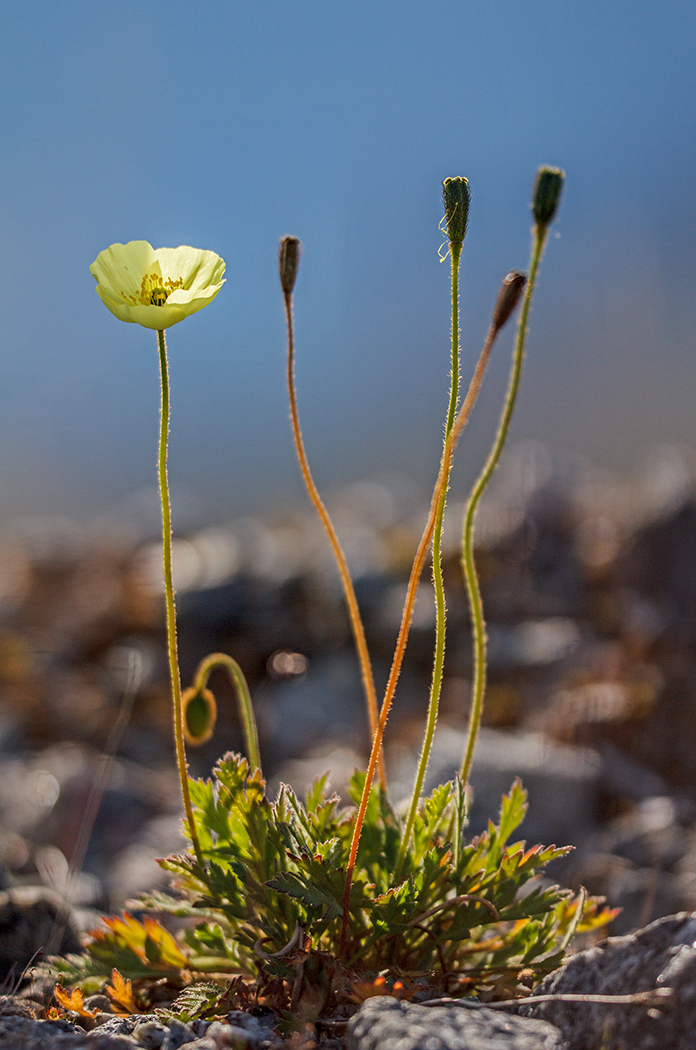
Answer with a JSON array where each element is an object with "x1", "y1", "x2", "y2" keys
[
  {"x1": 266, "y1": 870, "x2": 342, "y2": 922},
  {"x1": 497, "y1": 779, "x2": 528, "y2": 847}
]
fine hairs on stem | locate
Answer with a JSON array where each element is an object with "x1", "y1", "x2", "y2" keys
[
  {"x1": 397, "y1": 268, "x2": 528, "y2": 871},
  {"x1": 156, "y1": 328, "x2": 204, "y2": 868},
  {"x1": 279, "y1": 236, "x2": 386, "y2": 790},
  {"x1": 396, "y1": 179, "x2": 469, "y2": 873},
  {"x1": 459, "y1": 167, "x2": 564, "y2": 785},
  {"x1": 340, "y1": 263, "x2": 527, "y2": 954}
]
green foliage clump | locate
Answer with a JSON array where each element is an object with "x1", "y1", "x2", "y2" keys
[{"x1": 57, "y1": 755, "x2": 613, "y2": 1005}]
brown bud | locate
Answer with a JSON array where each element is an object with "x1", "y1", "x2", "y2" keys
[
  {"x1": 279, "y1": 236, "x2": 301, "y2": 295},
  {"x1": 491, "y1": 271, "x2": 527, "y2": 332}
]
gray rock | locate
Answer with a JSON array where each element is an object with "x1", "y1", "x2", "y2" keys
[
  {"x1": 95, "y1": 1014, "x2": 160, "y2": 1037},
  {"x1": 0, "y1": 1013, "x2": 141, "y2": 1048},
  {"x1": 522, "y1": 911, "x2": 696, "y2": 1049},
  {"x1": 223, "y1": 1011, "x2": 277, "y2": 1044},
  {"x1": 133, "y1": 1019, "x2": 169, "y2": 1047},
  {"x1": 0, "y1": 884, "x2": 82, "y2": 981},
  {"x1": 161, "y1": 1018, "x2": 198, "y2": 1049},
  {"x1": 58, "y1": 1035, "x2": 139, "y2": 1049},
  {"x1": 204, "y1": 1023, "x2": 259, "y2": 1048},
  {"x1": 85, "y1": 995, "x2": 115, "y2": 1014},
  {"x1": 346, "y1": 996, "x2": 568, "y2": 1050},
  {"x1": 0, "y1": 1014, "x2": 80, "y2": 1049}
]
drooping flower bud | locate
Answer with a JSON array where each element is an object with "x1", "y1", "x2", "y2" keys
[
  {"x1": 491, "y1": 270, "x2": 527, "y2": 333},
  {"x1": 279, "y1": 236, "x2": 301, "y2": 295},
  {"x1": 532, "y1": 167, "x2": 565, "y2": 228},
  {"x1": 182, "y1": 685, "x2": 217, "y2": 746},
  {"x1": 442, "y1": 177, "x2": 471, "y2": 246}
]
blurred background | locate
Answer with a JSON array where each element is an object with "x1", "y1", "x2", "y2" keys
[{"x1": 1, "y1": 0, "x2": 696, "y2": 965}]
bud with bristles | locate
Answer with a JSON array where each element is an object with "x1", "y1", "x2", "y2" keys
[
  {"x1": 532, "y1": 166, "x2": 565, "y2": 228},
  {"x1": 442, "y1": 177, "x2": 471, "y2": 246},
  {"x1": 279, "y1": 236, "x2": 301, "y2": 295},
  {"x1": 491, "y1": 270, "x2": 527, "y2": 333},
  {"x1": 182, "y1": 685, "x2": 217, "y2": 746}
]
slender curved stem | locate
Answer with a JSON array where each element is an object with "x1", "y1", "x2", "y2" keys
[
  {"x1": 396, "y1": 243, "x2": 461, "y2": 871},
  {"x1": 459, "y1": 226, "x2": 549, "y2": 785},
  {"x1": 339, "y1": 312, "x2": 503, "y2": 956},
  {"x1": 190, "y1": 652, "x2": 261, "y2": 774},
  {"x1": 157, "y1": 329, "x2": 203, "y2": 867},
  {"x1": 283, "y1": 290, "x2": 386, "y2": 789}
]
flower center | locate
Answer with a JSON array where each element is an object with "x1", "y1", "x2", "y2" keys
[{"x1": 121, "y1": 272, "x2": 186, "y2": 307}]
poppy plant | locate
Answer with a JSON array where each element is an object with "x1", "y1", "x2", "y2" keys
[{"x1": 90, "y1": 238, "x2": 225, "y2": 867}]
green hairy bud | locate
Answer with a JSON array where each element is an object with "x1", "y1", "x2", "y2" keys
[
  {"x1": 532, "y1": 166, "x2": 565, "y2": 228},
  {"x1": 442, "y1": 177, "x2": 471, "y2": 245}
]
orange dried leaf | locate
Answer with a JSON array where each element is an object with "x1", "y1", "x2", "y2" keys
[
  {"x1": 106, "y1": 969, "x2": 138, "y2": 1014},
  {"x1": 54, "y1": 985, "x2": 98, "y2": 1018}
]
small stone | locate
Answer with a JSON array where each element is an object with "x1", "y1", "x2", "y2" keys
[
  {"x1": 161, "y1": 1018, "x2": 198, "y2": 1049},
  {"x1": 523, "y1": 911, "x2": 696, "y2": 1050},
  {"x1": 347, "y1": 996, "x2": 568, "y2": 1050},
  {"x1": 94, "y1": 1014, "x2": 160, "y2": 1038},
  {"x1": 134, "y1": 1019, "x2": 169, "y2": 1047},
  {"x1": 85, "y1": 995, "x2": 114, "y2": 1014},
  {"x1": 0, "y1": 885, "x2": 82, "y2": 982}
]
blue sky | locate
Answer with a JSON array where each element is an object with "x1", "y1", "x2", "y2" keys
[{"x1": 1, "y1": 1, "x2": 695, "y2": 524}]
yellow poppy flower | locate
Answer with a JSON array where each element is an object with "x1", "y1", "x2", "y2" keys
[{"x1": 90, "y1": 241, "x2": 225, "y2": 330}]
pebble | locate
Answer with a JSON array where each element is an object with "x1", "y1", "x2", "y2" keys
[
  {"x1": 522, "y1": 910, "x2": 696, "y2": 1050},
  {"x1": 346, "y1": 996, "x2": 568, "y2": 1050}
]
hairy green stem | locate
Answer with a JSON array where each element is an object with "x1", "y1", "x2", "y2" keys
[
  {"x1": 191, "y1": 652, "x2": 261, "y2": 774},
  {"x1": 459, "y1": 226, "x2": 549, "y2": 785},
  {"x1": 340, "y1": 311, "x2": 503, "y2": 957},
  {"x1": 157, "y1": 329, "x2": 203, "y2": 867},
  {"x1": 396, "y1": 242, "x2": 461, "y2": 870}
]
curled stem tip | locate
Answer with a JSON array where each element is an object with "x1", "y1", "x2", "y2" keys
[{"x1": 190, "y1": 652, "x2": 261, "y2": 774}]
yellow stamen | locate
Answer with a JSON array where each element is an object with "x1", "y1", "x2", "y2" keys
[{"x1": 120, "y1": 272, "x2": 186, "y2": 307}]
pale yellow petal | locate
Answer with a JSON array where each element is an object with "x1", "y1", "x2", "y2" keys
[
  {"x1": 90, "y1": 241, "x2": 158, "y2": 298},
  {"x1": 155, "y1": 246, "x2": 226, "y2": 291},
  {"x1": 165, "y1": 281, "x2": 225, "y2": 307}
]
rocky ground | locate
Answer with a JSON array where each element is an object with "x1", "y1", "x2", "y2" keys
[
  {"x1": 1, "y1": 910, "x2": 695, "y2": 1047},
  {"x1": 2, "y1": 445, "x2": 696, "y2": 1046}
]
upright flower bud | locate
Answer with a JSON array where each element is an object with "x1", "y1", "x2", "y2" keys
[
  {"x1": 491, "y1": 270, "x2": 527, "y2": 333},
  {"x1": 532, "y1": 166, "x2": 565, "y2": 228},
  {"x1": 279, "y1": 236, "x2": 301, "y2": 295},
  {"x1": 442, "y1": 177, "x2": 471, "y2": 246}
]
